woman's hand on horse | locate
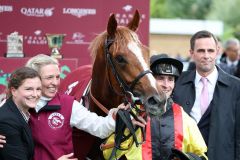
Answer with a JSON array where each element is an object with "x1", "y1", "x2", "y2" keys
[
  {"x1": 117, "y1": 103, "x2": 130, "y2": 110},
  {"x1": 112, "y1": 103, "x2": 130, "y2": 120},
  {"x1": 113, "y1": 103, "x2": 147, "y2": 128},
  {"x1": 0, "y1": 135, "x2": 6, "y2": 148},
  {"x1": 132, "y1": 116, "x2": 146, "y2": 128},
  {"x1": 57, "y1": 153, "x2": 78, "y2": 160}
]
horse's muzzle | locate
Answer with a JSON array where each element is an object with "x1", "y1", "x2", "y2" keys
[{"x1": 144, "y1": 93, "x2": 167, "y2": 117}]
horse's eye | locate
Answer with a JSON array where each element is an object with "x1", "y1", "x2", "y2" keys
[{"x1": 115, "y1": 55, "x2": 127, "y2": 64}]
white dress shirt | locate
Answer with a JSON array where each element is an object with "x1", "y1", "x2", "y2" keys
[
  {"x1": 35, "y1": 96, "x2": 116, "y2": 139},
  {"x1": 190, "y1": 66, "x2": 218, "y2": 123}
]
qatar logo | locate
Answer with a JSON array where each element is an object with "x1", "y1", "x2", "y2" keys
[
  {"x1": 0, "y1": 5, "x2": 13, "y2": 13},
  {"x1": 21, "y1": 7, "x2": 54, "y2": 17},
  {"x1": 63, "y1": 8, "x2": 96, "y2": 18},
  {"x1": 48, "y1": 112, "x2": 64, "y2": 129}
]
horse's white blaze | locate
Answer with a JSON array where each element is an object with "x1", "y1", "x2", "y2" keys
[
  {"x1": 127, "y1": 41, "x2": 158, "y2": 90},
  {"x1": 147, "y1": 74, "x2": 158, "y2": 91}
]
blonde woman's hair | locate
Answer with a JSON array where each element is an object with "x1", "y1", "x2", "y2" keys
[{"x1": 25, "y1": 54, "x2": 59, "y2": 72}]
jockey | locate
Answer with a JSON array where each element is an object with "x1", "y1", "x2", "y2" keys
[
  {"x1": 101, "y1": 54, "x2": 208, "y2": 160},
  {"x1": 142, "y1": 54, "x2": 207, "y2": 160}
]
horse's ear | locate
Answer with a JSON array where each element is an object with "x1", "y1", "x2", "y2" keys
[
  {"x1": 107, "y1": 13, "x2": 117, "y2": 38},
  {"x1": 127, "y1": 10, "x2": 140, "y2": 31}
]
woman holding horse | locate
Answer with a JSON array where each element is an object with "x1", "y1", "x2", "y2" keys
[
  {"x1": 0, "y1": 54, "x2": 142, "y2": 160},
  {"x1": 0, "y1": 67, "x2": 41, "y2": 160},
  {"x1": 26, "y1": 54, "x2": 141, "y2": 160}
]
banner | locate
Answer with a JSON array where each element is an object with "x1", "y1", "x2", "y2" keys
[{"x1": 0, "y1": 1, "x2": 149, "y2": 66}]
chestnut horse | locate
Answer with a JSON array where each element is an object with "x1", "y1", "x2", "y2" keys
[{"x1": 59, "y1": 10, "x2": 165, "y2": 160}]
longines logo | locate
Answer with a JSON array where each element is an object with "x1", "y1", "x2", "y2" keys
[
  {"x1": 24, "y1": 30, "x2": 47, "y2": 45},
  {"x1": 115, "y1": 5, "x2": 146, "y2": 25},
  {"x1": 63, "y1": 8, "x2": 96, "y2": 18},
  {"x1": 0, "y1": 5, "x2": 13, "y2": 13},
  {"x1": 21, "y1": 7, "x2": 54, "y2": 17}
]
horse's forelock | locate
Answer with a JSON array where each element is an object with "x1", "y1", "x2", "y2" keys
[
  {"x1": 113, "y1": 27, "x2": 142, "y2": 55},
  {"x1": 116, "y1": 27, "x2": 141, "y2": 44},
  {"x1": 89, "y1": 26, "x2": 143, "y2": 64}
]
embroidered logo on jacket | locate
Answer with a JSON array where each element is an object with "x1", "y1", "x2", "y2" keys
[{"x1": 48, "y1": 112, "x2": 64, "y2": 129}]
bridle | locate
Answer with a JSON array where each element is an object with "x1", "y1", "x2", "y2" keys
[
  {"x1": 90, "y1": 36, "x2": 152, "y2": 114},
  {"x1": 104, "y1": 37, "x2": 152, "y2": 97},
  {"x1": 90, "y1": 36, "x2": 151, "y2": 158}
]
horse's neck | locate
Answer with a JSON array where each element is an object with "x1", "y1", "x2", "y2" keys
[{"x1": 90, "y1": 68, "x2": 122, "y2": 115}]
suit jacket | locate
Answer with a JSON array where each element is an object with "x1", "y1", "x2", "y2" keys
[
  {"x1": 173, "y1": 66, "x2": 240, "y2": 160},
  {"x1": 0, "y1": 98, "x2": 34, "y2": 160},
  {"x1": 218, "y1": 57, "x2": 240, "y2": 78}
]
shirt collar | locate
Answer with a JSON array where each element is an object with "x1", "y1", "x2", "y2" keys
[
  {"x1": 35, "y1": 96, "x2": 52, "y2": 112},
  {"x1": 195, "y1": 66, "x2": 218, "y2": 86},
  {"x1": 16, "y1": 107, "x2": 30, "y2": 123}
]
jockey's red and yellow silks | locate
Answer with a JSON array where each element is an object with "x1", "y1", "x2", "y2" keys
[
  {"x1": 172, "y1": 103, "x2": 183, "y2": 150},
  {"x1": 102, "y1": 103, "x2": 207, "y2": 160},
  {"x1": 142, "y1": 117, "x2": 152, "y2": 160}
]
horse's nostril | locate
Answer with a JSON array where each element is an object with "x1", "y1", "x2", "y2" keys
[{"x1": 147, "y1": 96, "x2": 158, "y2": 105}]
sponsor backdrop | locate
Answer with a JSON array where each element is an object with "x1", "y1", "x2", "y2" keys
[{"x1": 0, "y1": 1, "x2": 150, "y2": 66}]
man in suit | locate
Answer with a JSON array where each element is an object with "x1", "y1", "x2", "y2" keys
[
  {"x1": 218, "y1": 38, "x2": 240, "y2": 78},
  {"x1": 173, "y1": 30, "x2": 240, "y2": 160}
]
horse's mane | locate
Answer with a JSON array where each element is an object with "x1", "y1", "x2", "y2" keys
[{"x1": 89, "y1": 26, "x2": 142, "y2": 63}]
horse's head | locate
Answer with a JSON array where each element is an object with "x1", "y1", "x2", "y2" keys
[{"x1": 90, "y1": 10, "x2": 166, "y2": 117}]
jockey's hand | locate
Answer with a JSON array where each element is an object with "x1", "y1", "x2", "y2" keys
[
  {"x1": 57, "y1": 153, "x2": 78, "y2": 160},
  {"x1": 0, "y1": 135, "x2": 6, "y2": 148}
]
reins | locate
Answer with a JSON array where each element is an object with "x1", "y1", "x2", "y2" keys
[{"x1": 89, "y1": 88, "x2": 109, "y2": 114}]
